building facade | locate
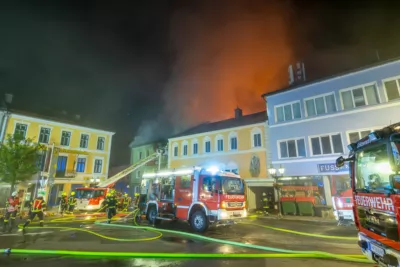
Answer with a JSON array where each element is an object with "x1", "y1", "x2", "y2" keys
[
  {"x1": 263, "y1": 58, "x2": 400, "y2": 206},
  {"x1": 168, "y1": 108, "x2": 271, "y2": 211},
  {"x1": 129, "y1": 139, "x2": 168, "y2": 194},
  {"x1": 0, "y1": 110, "x2": 114, "y2": 206}
]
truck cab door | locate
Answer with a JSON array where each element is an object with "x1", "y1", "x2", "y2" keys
[
  {"x1": 199, "y1": 176, "x2": 219, "y2": 211},
  {"x1": 174, "y1": 175, "x2": 193, "y2": 219}
]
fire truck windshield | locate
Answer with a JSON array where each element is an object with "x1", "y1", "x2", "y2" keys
[
  {"x1": 221, "y1": 177, "x2": 244, "y2": 195},
  {"x1": 76, "y1": 189, "x2": 94, "y2": 199},
  {"x1": 355, "y1": 143, "x2": 395, "y2": 192}
]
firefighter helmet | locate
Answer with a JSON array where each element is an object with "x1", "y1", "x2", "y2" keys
[
  {"x1": 71, "y1": 192, "x2": 76, "y2": 196},
  {"x1": 11, "y1": 191, "x2": 18, "y2": 197},
  {"x1": 106, "y1": 193, "x2": 111, "y2": 197},
  {"x1": 124, "y1": 193, "x2": 128, "y2": 197},
  {"x1": 62, "y1": 192, "x2": 67, "y2": 196},
  {"x1": 134, "y1": 193, "x2": 140, "y2": 197}
]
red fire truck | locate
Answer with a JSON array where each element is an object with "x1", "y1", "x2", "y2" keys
[
  {"x1": 332, "y1": 188, "x2": 354, "y2": 225},
  {"x1": 140, "y1": 166, "x2": 247, "y2": 232},
  {"x1": 74, "y1": 149, "x2": 165, "y2": 211},
  {"x1": 336, "y1": 123, "x2": 400, "y2": 266}
]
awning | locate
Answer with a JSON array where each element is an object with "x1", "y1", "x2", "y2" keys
[{"x1": 244, "y1": 178, "x2": 274, "y2": 187}]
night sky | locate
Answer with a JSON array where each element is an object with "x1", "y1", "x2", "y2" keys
[{"x1": 0, "y1": 1, "x2": 399, "y2": 166}]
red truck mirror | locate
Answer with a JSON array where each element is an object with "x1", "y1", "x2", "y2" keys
[{"x1": 336, "y1": 156, "x2": 345, "y2": 168}]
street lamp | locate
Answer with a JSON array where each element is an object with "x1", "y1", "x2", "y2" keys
[{"x1": 268, "y1": 164, "x2": 285, "y2": 218}]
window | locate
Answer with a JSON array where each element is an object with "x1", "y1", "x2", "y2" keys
[
  {"x1": 383, "y1": 78, "x2": 400, "y2": 101},
  {"x1": 305, "y1": 93, "x2": 337, "y2": 117},
  {"x1": 94, "y1": 159, "x2": 103, "y2": 173},
  {"x1": 279, "y1": 138, "x2": 306, "y2": 158},
  {"x1": 310, "y1": 133, "x2": 344, "y2": 156},
  {"x1": 14, "y1": 123, "x2": 27, "y2": 138},
  {"x1": 139, "y1": 151, "x2": 143, "y2": 159},
  {"x1": 97, "y1": 137, "x2": 105, "y2": 150},
  {"x1": 251, "y1": 127, "x2": 263, "y2": 147},
  {"x1": 76, "y1": 158, "x2": 86, "y2": 173},
  {"x1": 348, "y1": 129, "x2": 381, "y2": 144},
  {"x1": 80, "y1": 134, "x2": 89, "y2": 148},
  {"x1": 173, "y1": 143, "x2": 178, "y2": 157},
  {"x1": 229, "y1": 132, "x2": 238, "y2": 150},
  {"x1": 193, "y1": 142, "x2": 198, "y2": 155},
  {"x1": 180, "y1": 175, "x2": 191, "y2": 188},
  {"x1": 204, "y1": 137, "x2": 211, "y2": 153},
  {"x1": 340, "y1": 84, "x2": 379, "y2": 110},
  {"x1": 38, "y1": 127, "x2": 51, "y2": 143},
  {"x1": 56, "y1": 156, "x2": 68, "y2": 177},
  {"x1": 60, "y1": 131, "x2": 71, "y2": 146},
  {"x1": 275, "y1": 102, "x2": 301, "y2": 122},
  {"x1": 137, "y1": 170, "x2": 141, "y2": 178},
  {"x1": 216, "y1": 135, "x2": 224, "y2": 152},
  {"x1": 146, "y1": 150, "x2": 150, "y2": 157},
  {"x1": 37, "y1": 152, "x2": 46, "y2": 170},
  {"x1": 254, "y1": 133, "x2": 262, "y2": 147},
  {"x1": 183, "y1": 144, "x2": 188, "y2": 156}
]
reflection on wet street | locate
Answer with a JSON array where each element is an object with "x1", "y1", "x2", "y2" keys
[{"x1": 0, "y1": 216, "x2": 368, "y2": 267}]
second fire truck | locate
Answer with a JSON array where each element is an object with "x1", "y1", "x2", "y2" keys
[{"x1": 140, "y1": 166, "x2": 247, "y2": 232}]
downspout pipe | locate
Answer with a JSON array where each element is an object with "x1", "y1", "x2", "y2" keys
[{"x1": 0, "y1": 110, "x2": 10, "y2": 143}]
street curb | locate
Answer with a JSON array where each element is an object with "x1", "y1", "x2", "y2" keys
[{"x1": 250, "y1": 215, "x2": 338, "y2": 224}]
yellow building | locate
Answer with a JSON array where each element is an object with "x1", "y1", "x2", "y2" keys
[
  {"x1": 168, "y1": 108, "x2": 272, "y2": 211},
  {"x1": 0, "y1": 110, "x2": 114, "y2": 207}
]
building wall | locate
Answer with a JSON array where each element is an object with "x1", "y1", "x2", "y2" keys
[
  {"x1": 130, "y1": 141, "x2": 168, "y2": 192},
  {"x1": 168, "y1": 122, "x2": 267, "y2": 179},
  {"x1": 3, "y1": 113, "x2": 114, "y2": 195},
  {"x1": 265, "y1": 59, "x2": 400, "y2": 205}
]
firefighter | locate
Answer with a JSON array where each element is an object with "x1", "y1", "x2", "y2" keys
[
  {"x1": 2, "y1": 192, "x2": 20, "y2": 233},
  {"x1": 59, "y1": 192, "x2": 68, "y2": 216},
  {"x1": 23, "y1": 194, "x2": 46, "y2": 228},
  {"x1": 67, "y1": 192, "x2": 77, "y2": 214},
  {"x1": 104, "y1": 193, "x2": 117, "y2": 224},
  {"x1": 122, "y1": 193, "x2": 131, "y2": 212},
  {"x1": 262, "y1": 192, "x2": 270, "y2": 215}
]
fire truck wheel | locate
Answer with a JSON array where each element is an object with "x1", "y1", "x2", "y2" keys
[
  {"x1": 147, "y1": 206, "x2": 161, "y2": 225},
  {"x1": 190, "y1": 211, "x2": 208, "y2": 233}
]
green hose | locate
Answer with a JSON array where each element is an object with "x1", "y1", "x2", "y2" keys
[
  {"x1": 93, "y1": 221, "x2": 371, "y2": 264},
  {"x1": 3, "y1": 210, "x2": 370, "y2": 264}
]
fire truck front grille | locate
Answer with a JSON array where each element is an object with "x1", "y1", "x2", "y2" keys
[{"x1": 227, "y1": 202, "x2": 244, "y2": 208}]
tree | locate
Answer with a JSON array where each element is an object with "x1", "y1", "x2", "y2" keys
[{"x1": 0, "y1": 134, "x2": 40, "y2": 194}]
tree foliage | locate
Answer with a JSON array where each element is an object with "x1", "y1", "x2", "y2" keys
[{"x1": 0, "y1": 134, "x2": 40, "y2": 193}]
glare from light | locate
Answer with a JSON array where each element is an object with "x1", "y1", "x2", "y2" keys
[{"x1": 206, "y1": 166, "x2": 220, "y2": 174}]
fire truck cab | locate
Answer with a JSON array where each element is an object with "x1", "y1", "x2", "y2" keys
[
  {"x1": 336, "y1": 123, "x2": 400, "y2": 266},
  {"x1": 140, "y1": 166, "x2": 247, "y2": 232}
]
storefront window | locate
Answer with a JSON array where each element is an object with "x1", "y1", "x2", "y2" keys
[
  {"x1": 278, "y1": 176, "x2": 327, "y2": 204},
  {"x1": 330, "y1": 175, "x2": 351, "y2": 195}
]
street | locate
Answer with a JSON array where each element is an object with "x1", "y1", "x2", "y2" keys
[{"x1": 0, "y1": 213, "x2": 372, "y2": 267}]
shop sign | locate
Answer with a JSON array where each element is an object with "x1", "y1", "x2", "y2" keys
[{"x1": 317, "y1": 163, "x2": 349, "y2": 173}]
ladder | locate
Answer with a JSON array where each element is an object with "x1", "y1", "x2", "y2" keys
[{"x1": 97, "y1": 147, "x2": 165, "y2": 188}]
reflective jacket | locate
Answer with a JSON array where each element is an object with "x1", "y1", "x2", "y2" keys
[
  {"x1": 31, "y1": 198, "x2": 46, "y2": 212},
  {"x1": 104, "y1": 196, "x2": 117, "y2": 208}
]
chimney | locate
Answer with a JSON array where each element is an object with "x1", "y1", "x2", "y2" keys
[
  {"x1": 288, "y1": 65, "x2": 294, "y2": 85},
  {"x1": 234, "y1": 107, "x2": 243, "y2": 119}
]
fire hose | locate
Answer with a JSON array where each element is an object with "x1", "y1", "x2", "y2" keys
[{"x1": 1, "y1": 209, "x2": 372, "y2": 264}]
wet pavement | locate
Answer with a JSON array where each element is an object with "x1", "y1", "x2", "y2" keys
[{"x1": 0, "y1": 214, "x2": 371, "y2": 267}]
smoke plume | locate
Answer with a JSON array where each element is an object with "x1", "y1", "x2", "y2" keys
[{"x1": 163, "y1": 0, "x2": 295, "y2": 130}]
